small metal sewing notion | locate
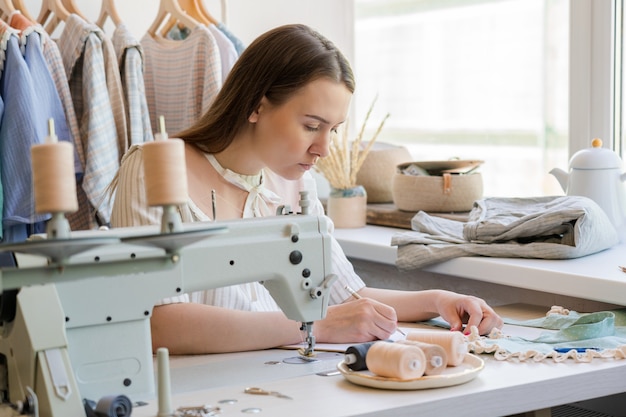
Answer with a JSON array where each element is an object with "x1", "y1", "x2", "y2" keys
[
  {"x1": 175, "y1": 404, "x2": 220, "y2": 416},
  {"x1": 244, "y1": 387, "x2": 292, "y2": 400}
]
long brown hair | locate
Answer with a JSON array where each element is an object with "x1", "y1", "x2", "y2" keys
[{"x1": 176, "y1": 24, "x2": 355, "y2": 152}]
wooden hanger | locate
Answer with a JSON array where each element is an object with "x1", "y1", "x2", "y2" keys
[
  {"x1": 96, "y1": 0, "x2": 123, "y2": 28},
  {"x1": 147, "y1": 0, "x2": 201, "y2": 38},
  {"x1": 160, "y1": 0, "x2": 211, "y2": 36},
  {"x1": 0, "y1": 0, "x2": 16, "y2": 18},
  {"x1": 195, "y1": 0, "x2": 218, "y2": 25},
  {"x1": 37, "y1": 0, "x2": 70, "y2": 33},
  {"x1": 61, "y1": 0, "x2": 89, "y2": 21},
  {"x1": 11, "y1": 0, "x2": 37, "y2": 22},
  {"x1": 180, "y1": 0, "x2": 217, "y2": 24}
]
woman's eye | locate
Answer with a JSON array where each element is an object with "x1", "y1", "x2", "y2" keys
[{"x1": 305, "y1": 125, "x2": 319, "y2": 132}]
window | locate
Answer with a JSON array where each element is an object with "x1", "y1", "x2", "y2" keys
[{"x1": 354, "y1": 0, "x2": 569, "y2": 198}]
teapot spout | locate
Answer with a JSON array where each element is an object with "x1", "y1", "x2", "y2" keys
[{"x1": 549, "y1": 168, "x2": 568, "y2": 192}]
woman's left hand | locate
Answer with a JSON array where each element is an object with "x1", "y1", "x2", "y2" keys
[{"x1": 434, "y1": 292, "x2": 504, "y2": 335}]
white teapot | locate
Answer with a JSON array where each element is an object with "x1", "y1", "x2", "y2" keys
[{"x1": 550, "y1": 138, "x2": 626, "y2": 239}]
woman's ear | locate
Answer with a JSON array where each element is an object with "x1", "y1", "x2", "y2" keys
[{"x1": 248, "y1": 97, "x2": 268, "y2": 123}]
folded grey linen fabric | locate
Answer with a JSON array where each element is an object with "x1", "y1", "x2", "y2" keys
[{"x1": 392, "y1": 196, "x2": 619, "y2": 270}]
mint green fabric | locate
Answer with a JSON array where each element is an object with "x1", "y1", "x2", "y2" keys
[{"x1": 425, "y1": 309, "x2": 626, "y2": 356}]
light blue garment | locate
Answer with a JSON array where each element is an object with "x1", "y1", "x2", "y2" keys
[
  {"x1": 0, "y1": 33, "x2": 50, "y2": 240},
  {"x1": 208, "y1": 24, "x2": 238, "y2": 80},
  {"x1": 22, "y1": 31, "x2": 75, "y2": 172},
  {"x1": 216, "y1": 22, "x2": 245, "y2": 55}
]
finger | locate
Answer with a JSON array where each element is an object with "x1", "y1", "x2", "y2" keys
[
  {"x1": 371, "y1": 313, "x2": 398, "y2": 338},
  {"x1": 366, "y1": 307, "x2": 397, "y2": 339},
  {"x1": 448, "y1": 317, "x2": 464, "y2": 332},
  {"x1": 372, "y1": 302, "x2": 398, "y2": 322},
  {"x1": 464, "y1": 310, "x2": 484, "y2": 335},
  {"x1": 476, "y1": 312, "x2": 504, "y2": 335},
  {"x1": 457, "y1": 300, "x2": 484, "y2": 334}
]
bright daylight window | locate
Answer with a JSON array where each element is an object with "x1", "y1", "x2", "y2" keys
[{"x1": 353, "y1": 0, "x2": 569, "y2": 198}]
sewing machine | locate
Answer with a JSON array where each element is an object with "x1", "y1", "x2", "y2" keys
[{"x1": 0, "y1": 211, "x2": 336, "y2": 416}]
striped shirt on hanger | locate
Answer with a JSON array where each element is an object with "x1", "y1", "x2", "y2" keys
[{"x1": 141, "y1": 25, "x2": 222, "y2": 134}]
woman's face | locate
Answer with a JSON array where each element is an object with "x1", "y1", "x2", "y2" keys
[{"x1": 249, "y1": 78, "x2": 352, "y2": 180}]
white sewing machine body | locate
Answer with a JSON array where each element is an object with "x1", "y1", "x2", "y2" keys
[{"x1": 0, "y1": 214, "x2": 335, "y2": 416}]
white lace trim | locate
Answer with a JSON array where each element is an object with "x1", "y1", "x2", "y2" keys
[{"x1": 467, "y1": 326, "x2": 626, "y2": 363}]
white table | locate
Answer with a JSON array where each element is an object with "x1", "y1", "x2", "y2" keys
[
  {"x1": 333, "y1": 225, "x2": 626, "y2": 306},
  {"x1": 131, "y1": 319, "x2": 626, "y2": 417}
]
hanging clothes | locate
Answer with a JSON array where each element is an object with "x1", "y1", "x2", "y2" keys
[
  {"x1": 9, "y1": 12, "x2": 83, "y2": 174},
  {"x1": 58, "y1": 14, "x2": 123, "y2": 227},
  {"x1": 112, "y1": 23, "x2": 153, "y2": 146},
  {"x1": 216, "y1": 21, "x2": 245, "y2": 55},
  {"x1": 141, "y1": 24, "x2": 222, "y2": 134},
  {"x1": 167, "y1": 23, "x2": 238, "y2": 82},
  {"x1": 207, "y1": 24, "x2": 238, "y2": 80},
  {"x1": 9, "y1": 12, "x2": 94, "y2": 233},
  {"x1": 0, "y1": 21, "x2": 70, "y2": 241}
]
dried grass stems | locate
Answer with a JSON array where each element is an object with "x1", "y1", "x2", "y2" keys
[{"x1": 316, "y1": 99, "x2": 390, "y2": 190}]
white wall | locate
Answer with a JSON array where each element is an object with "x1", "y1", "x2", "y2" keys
[{"x1": 18, "y1": 0, "x2": 354, "y2": 63}]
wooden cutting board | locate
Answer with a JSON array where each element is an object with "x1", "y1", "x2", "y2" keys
[{"x1": 366, "y1": 203, "x2": 470, "y2": 229}]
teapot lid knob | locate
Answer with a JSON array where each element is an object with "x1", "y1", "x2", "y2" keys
[{"x1": 568, "y1": 137, "x2": 622, "y2": 169}]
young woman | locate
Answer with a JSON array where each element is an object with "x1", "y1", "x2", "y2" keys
[{"x1": 111, "y1": 24, "x2": 503, "y2": 355}]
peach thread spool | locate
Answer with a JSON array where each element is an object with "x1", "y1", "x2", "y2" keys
[
  {"x1": 397, "y1": 340, "x2": 447, "y2": 375},
  {"x1": 143, "y1": 116, "x2": 188, "y2": 233},
  {"x1": 31, "y1": 118, "x2": 78, "y2": 239},
  {"x1": 365, "y1": 341, "x2": 426, "y2": 380},
  {"x1": 406, "y1": 330, "x2": 468, "y2": 367}
]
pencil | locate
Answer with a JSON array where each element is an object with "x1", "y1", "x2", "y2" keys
[
  {"x1": 345, "y1": 285, "x2": 362, "y2": 300},
  {"x1": 344, "y1": 285, "x2": 406, "y2": 336}
]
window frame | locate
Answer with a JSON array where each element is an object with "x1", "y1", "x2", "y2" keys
[
  {"x1": 569, "y1": 0, "x2": 617, "y2": 157},
  {"x1": 350, "y1": 0, "x2": 619, "y2": 160}
]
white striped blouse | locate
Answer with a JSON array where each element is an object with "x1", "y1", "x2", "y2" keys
[{"x1": 110, "y1": 144, "x2": 365, "y2": 312}]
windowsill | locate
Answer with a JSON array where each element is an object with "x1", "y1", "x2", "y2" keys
[{"x1": 333, "y1": 225, "x2": 626, "y2": 306}]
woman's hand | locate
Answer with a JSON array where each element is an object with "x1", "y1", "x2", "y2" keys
[
  {"x1": 314, "y1": 298, "x2": 398, "y2": 343},
  {"x1": 433, "y1": 291, "x2": 503, "y2": 335}
]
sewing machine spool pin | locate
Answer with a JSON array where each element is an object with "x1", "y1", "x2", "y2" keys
[
  {"x1": 46, "y1": 212, "x2": 71, "y2": 240},
  {"x1": 161, "y1": 204, "x2": 183, "y2": 234},
  {"x1": 299, "y1": 191, "x2": 310, "y2": 215}
]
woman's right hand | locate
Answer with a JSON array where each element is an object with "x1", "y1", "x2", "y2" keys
[{"x1": 314, "y1": 298, "x2": 398, "y2": 343}]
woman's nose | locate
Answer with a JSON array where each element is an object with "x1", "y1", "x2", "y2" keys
[{"x1": 311, "y1": 131, "x2": 331, "y2": 158}]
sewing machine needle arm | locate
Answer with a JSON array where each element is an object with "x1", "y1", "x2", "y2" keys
[{"x1": 300, "y1": 322, "x2": 315, "y2": 356}]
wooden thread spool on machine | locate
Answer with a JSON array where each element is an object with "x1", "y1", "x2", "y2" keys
[
  {"x1": 142, "y1": 116, "x2": 189, "y2": 233},
  {"x1": 31, "y1": 119, "x2": 78, "y2": 239}
]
